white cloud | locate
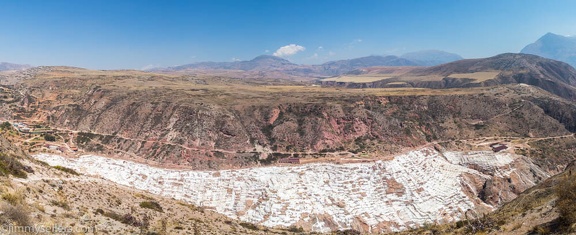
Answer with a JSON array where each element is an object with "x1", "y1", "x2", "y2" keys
[
  {"x1": 273, "y1": 44, "x2": 306, "y2": 57},
  {"x1": 264, "y1": 49, "x2": 270, "y2": 53},
  {"x1": 318, "y1": 46, "x2": 323, "y2": 50}
]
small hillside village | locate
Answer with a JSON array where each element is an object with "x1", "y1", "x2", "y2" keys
[
  {"x1": 1, "y1": 120, "x2": 78, "y2": 154},
  {"x1": 11, "y1": 121, "x2": 53, "y2": 134}
]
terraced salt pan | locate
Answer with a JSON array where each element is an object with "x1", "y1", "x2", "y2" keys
[{"x1": 33, "y1": 148, "x2": 537, "y2": 233}]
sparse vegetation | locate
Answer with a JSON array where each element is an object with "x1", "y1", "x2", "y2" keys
[
  {"x1": 52, "y1": 165, "x2": 79, "y2": 175},
  {"x1": 102, "y1": 210, "x2": 145, "y2": 227},
  {"x1": 0, "y1": 203, "x2": 31, "y2": 226},
  {"x1": 139, "y1": 201, "x2": 163, "y2": 212},
  {"x1": 321, "y1": 75, "x2": 391, "y2": 83},
  {"x1": 0, "y1": 153, "x2": 28, "y2": 178},
  {"x1": 239, "y1": 222, "x2": 259, "y2": 230},
  {"x1": 336, "y1": 229, "x2": 361, "y2": 235},
  {"x1": 287, "y1": 225, "x2": 305, "y2": 233},
  {"x1": 50, "y1": 199, "x2": 71, "y2": 210},
  {"x1": 447, "y1": 71, "x2": 500, "y2": 81},
  {"x1": 2, "y1": 190, "x2": 24, "y2": 205},
  {"x1": 555, "y1": 171, "x2": 576, "y2": 228}
]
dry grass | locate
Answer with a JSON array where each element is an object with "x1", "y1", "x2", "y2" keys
[
  {"x1": 555, "y1": 172, "x2": 576, "y2": 226},
  {"x1": 386, "y1": 82, "x2": 409, "y2": 85},
  {"x1": 447, "y1": 71, "x2": 501, "y2": 82},
  {"x1": 21, "y1": 65, "x2": 496, "y2": 109},
  {"x1": 0, "y1": 203, "x2": 31, "y2": 226},
  {"x1": 139, "y1": 201, "x2": 163, "y2": 212},
  {"x1": 321, "y1": 75, "x2": 391, "y2": 83},
  {"x1": 397, "y1": 75, "x2": 446, "y2": 81},
  {"x1": 37, "y1": 67, "x2": 178, "y2": 79},
  {"x1": 1, "y1": 188, "x2": 24, "y2": 205}
]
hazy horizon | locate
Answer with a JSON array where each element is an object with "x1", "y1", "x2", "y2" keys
[{"x1": 2, "y1": 0, "x2": 576, "y2": 70}]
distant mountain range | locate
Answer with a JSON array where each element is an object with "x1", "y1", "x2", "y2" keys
[
  {"x1": 400, "y1": 50, "x2": 463, "y2": 66},
  {"x1": 154, "y1": 50, "x2": 464, "y2": 78},
  {"x1": 316, "y1": 55, "x2": 418, "y2": 76},
  {"x1": 0, "y1": 62, "x2": 32, "y2": 71},
  {"x1": 170, "y1": 55, "x2": 297, "y2": 71},
  {"x1": 521, "y1": 33, "x2": 576, "y2": 68}
]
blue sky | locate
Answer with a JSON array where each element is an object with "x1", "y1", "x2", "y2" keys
[{"x1": 1, "y1": 0, "x2": 576, "y2": 69}]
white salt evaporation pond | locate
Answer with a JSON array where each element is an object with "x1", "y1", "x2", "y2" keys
[{"x1": 33, "y1": 147, "x2": 546, "y2": 233}]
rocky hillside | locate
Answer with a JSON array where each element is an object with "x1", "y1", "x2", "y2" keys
[
  {"x1": 321, "y1": 53, "x2": 576, "y2": 101},
  {"x1": 2, "y1": 66, "x2": 576, "y2": 233},
  {"x1": 521, "y1": 32, "x2": 576, "y2": 68},
  {"x1": 1, "y1": 66, "x2": 574, "y2": 173}
]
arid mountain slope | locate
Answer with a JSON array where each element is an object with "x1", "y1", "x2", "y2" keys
[
  {"x1": 3, "y1": 67, "x2": 576, "y2": 172},
  {"x1": 155, "y1": 53, "x2": 463, "y2": 79},
  {"x1": 521, "y1": 32, "x2": 576, "y2": 67},
  {"x1": 2, "y1": 65, "x2": 576, "y2": 233},
  {"x1": 322, "y1": 53, "x2": 576, "y2": 101}
]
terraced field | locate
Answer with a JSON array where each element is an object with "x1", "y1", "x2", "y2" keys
[{"x1": 34, "y1": 147, "x2": 547, "y2": 233}]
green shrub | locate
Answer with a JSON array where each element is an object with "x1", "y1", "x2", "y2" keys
[
  {"x1": 103, "y1": 211, "x2": 143, "y2": 227},
  {"x1": 239, "y1": 222, "x2": 259, "y2": 230},
  {"x1": 103, "y1": 210, "x2": 122, "y2": 221},
  {"x1": 0, "y1": 122, "x2": 12, "y2": 130},
  {"x1": 53, "y1": 165, "x2": 79, "y2": 175},
  {"x1": 44, "y1": 134, "x2": 56, "y2": 142},
  {"x1": 50, "y1": 200, "x2": 70, "y2": 210},
  {"x1": 287, "y1": 226, "x2": 305, "y2": 233},
  {"x1": 336, "y1": 229, "x2": 361, "y2": 235},
  {"x1": 139, "y1": 201, "x2": 163, "y2": 212}
]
